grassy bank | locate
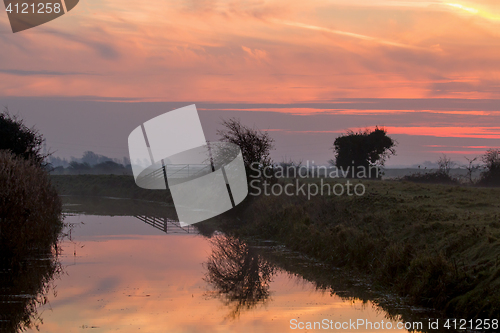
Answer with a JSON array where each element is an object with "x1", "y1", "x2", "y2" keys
[{"x1": 226, "y1": 180, "x2": 500, "y2": 320}]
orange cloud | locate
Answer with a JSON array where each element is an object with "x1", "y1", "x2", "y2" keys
[
  {"x1": 2, "y1": 0, "x2": 500, "y2": 102},
  {"x1": 263, "y1": 126, "x2": 500, "y2": 139},
  {"x1": 384, "y1": 126, "x2": 500, "y2": 139}
]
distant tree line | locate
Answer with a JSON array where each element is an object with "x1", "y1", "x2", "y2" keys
[
  {"x1": 49, "y1": 151, "x2": 132, "y2": 175},
  {"x1": 401, "y1": 150, "x2": 500, "y2": 186}
]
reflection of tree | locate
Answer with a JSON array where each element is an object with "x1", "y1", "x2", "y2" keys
[
  {"x1": 0, "y1": 250, "x2": 62, "y2": 332},
  {"x1": 204, "y1": 235, "x2": 276, "y2": 319}
]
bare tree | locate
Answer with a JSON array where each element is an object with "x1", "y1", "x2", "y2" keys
[
  {"x1": 217, "y1": 118, "x2": 274, "y2": 178},
  {"x1": 463, "y1": 156, "x2": 481, "y2": 184},
  {"x1": 437, "y1": 154, "x2": 455, "y2": 176}
]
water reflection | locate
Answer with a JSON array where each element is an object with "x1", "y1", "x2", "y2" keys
[
  {"x1": 48, "y1": 196, "x2": 457, "y2": 333},
  {"x1": 204, "y1": 235, "x2": 276, "y2": 319},
  {"x1": 134, "y1": 215, "x2": 197, "y2": 234},
  {"x1": 0, "y1": 251, "x2": 62, "y2": 332}
]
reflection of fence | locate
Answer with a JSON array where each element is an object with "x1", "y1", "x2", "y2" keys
[{"x1": 134, "y1": 215, "x2": 198, "y2": 234}]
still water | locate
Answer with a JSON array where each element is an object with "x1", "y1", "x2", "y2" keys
[{"x1": 5, "y1": 198, "x2": 445, "y2": 333}]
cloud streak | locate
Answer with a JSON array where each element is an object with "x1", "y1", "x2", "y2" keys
[
  {"x1": 274, "y1": 20, "x2": 430, "y2": 51},
  {"x1": 0, "y1": 69, "x2": 98, "y2": 76}
]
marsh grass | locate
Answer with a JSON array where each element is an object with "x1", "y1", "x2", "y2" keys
[
  {"x1": 0, "y1": 150, "x2": 64, "y2": 331},
  {"x1": 0, "y1": 151, "x2": 63, "y2": 264}
]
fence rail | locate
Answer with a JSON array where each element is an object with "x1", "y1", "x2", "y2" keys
[
  {"x1": 135, "y1": 215, "x2": 197, "y2": 234},
  {"x1": 139, "y1": 164, "x2": 212, "y2": 188}
]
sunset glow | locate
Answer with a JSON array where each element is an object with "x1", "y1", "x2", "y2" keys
[
  {"x1": 2, "y1": 0, "x2": 500, "y2": 102},
  {"x1": 1, "y1": 0, "x2": 499, "y2": 164}
]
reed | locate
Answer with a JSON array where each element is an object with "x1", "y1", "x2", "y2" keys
[{"x1": 0, "y1": 150, "x2": 63, "y2": 264}]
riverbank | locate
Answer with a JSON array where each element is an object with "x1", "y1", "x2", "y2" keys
[{"x1": 51, "y1": 175, "x2": 500, "y2": 319}]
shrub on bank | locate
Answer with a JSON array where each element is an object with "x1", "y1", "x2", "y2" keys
[
  {"x1": 477, "y1": 149, "x2": 500, "y2": 186},
  {"x1": 400, "y1": 171, "x2": 459, "y2": 185},
  {"x1": 0, "y1": 150, "x2": 63, "y2": 264}
]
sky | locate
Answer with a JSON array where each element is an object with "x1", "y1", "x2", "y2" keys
[{"x1": 1, "y1": 0, "x2": 500, "y2": 166}]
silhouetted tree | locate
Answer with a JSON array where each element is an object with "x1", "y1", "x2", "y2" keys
[
  {"x1": 478, "y1": 148, "x2": 500, "y2": 186},
  {"x1": 437, "y1": 154, "x2": 455, "y2": 176},
  {"x1": 217, "y1": 118, "x2": 274, "y2": 179},
  {"x1": 80, "y1": 151, "x2": 113, "y2": 166},
  {"x1": 0, "y1": 108, "x2": 45, "y2": 166},
  {"x1": 482, "y1": 149, "x2": 500, "y2": 171},
  {"x1": 81, "y1": 151, "x2": 100, "y2": 165},
  {"x1": 463, "y1": 156, "x2": 480, "y2": 184},
  {"x1": 333, "y1": 127, "x2": 396, "y2": 178}
]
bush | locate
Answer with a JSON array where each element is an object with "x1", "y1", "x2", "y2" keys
[
  {"x1": 478, "y1": 149, "x2": 500, "y2": 186},
  {"x1": 217, "y1": 118, "x2": 275, "y2": 179},
  {"x1": 0, "y1": 150, "x2": 63, "y2": 264},
  {"x1": 401, "y1": 171, "x2": 459, "y2": 185},
  {"x1": 402, "y1": 154, "x2": 459, "y2": 184},
  {"x1": 333, "y1": 127, "x2": 396, "y2": 179},
  {"x1": 0, "y1": 109, "x2": 45, "y2": 167}
]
